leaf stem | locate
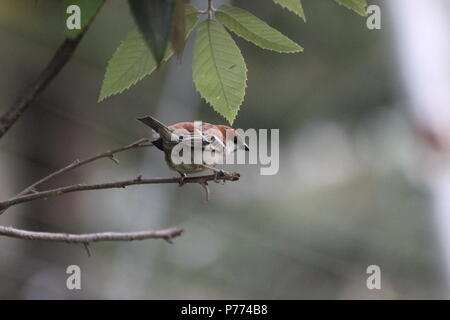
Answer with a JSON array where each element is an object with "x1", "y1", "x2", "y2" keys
[{"x1": 207, "y1": 0, "x2": 214, "y2": 19}]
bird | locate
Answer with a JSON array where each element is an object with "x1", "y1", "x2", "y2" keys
[{"x1": 137, "y1": 116, "x2": 249, "y2": 184}]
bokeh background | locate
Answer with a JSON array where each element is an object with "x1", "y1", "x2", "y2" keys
[{"x1": 0, "y1": 0, "x2": 449, "y2": 299}]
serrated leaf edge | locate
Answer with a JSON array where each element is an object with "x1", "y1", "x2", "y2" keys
[
  {"x1": 334, "y1": 0, "x2": 368, "y2": 17},
  {"x1": 98, "y1": 10, "x2": 200, "y2": 102},
  {"x1": 272, "y1": 0, "x2": 307, "y2": 22},
  {"x1": 193, "y1": 20, "x2": 248, "y2": 125},
  {"x1": 98, "y1": 29, "x2": 169, "y2": 102},
  {"x1": 216, "y1": 6, "x2": 303, "y2": 54}
]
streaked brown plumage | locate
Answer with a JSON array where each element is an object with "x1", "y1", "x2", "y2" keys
[{"x1": 137, "y1": 116, "x2": 248, "y2": 180}]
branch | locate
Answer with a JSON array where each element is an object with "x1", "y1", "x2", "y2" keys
[
  {"x1": 0, "y1": 171, "x2": 241, "y2": 212},
  {"x1": 0, "y1": 13, "x2": 98, "y2": 139},
  {"x1": 0, "y1": 225, "x2": 185, "y2": 244},
  {"x1": 15, "y1": 138, "x2": 152, "y2": 198},
  {"x1": 0, "y1": 138, "x2": 240, "y2": 247}
]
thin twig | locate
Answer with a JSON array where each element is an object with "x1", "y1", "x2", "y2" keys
[
  {"x1": 15, "y1": 138, "x2": 152, "y2": 198},
  {"x1": 83, "y1": 242, "x2": 92, "y2": 257},
  {"x1": 0, "y1": 171, "x2": 240, "y2": 212},
  {"x1": 0, "y1": 225, "x2": 185, "y2": 244}
]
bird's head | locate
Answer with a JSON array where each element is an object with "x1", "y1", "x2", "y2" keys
[{"x1": 214, "y1": 125, "x2": 250, "y2": 152}]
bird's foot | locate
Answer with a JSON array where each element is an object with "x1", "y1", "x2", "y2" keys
[
  {"x1": 178, "y1": 172, "x2": 187, "y2": 186},
  {"x1": 199, "y1": 181, "x2": 210, "y2": 201},
  {"x1": 213, "y1": 169, "x2": 226, "y2": 183}
]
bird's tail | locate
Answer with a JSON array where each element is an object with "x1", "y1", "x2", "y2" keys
[{"x1": 137, "y1": 116, "x2": 173, "y2": 141}]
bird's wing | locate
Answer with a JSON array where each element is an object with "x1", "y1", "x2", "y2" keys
[
  {"x1": 137, "y1": 116, "x2": 176, "y2": 141},
  {"x1": 173, "y1": 129, "x2": 226, "y2": 152}
]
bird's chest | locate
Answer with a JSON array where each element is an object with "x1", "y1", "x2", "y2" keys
[{"x1": 162, "y1": 143, "x2": 224, "y2": 173}]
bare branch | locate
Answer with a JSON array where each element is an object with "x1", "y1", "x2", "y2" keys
[
  {"x1": 15, "y1": 138, "x2": 152, "y2": 198},
  {"x1": 0, "y1": 225, "x2": 185, "y2": 244},
  {"x1": 0, "y1": 138, "x2": 239, "y2": 246},
  {"x1": 0, "y1": 35, "x2": 84, "y2": 139},
  {"x1": 0, "y1": 6, "x2": 102, "y2": 140},
  {"x1": 0, "y1": 171, "x2": 240, "y2": 212}
]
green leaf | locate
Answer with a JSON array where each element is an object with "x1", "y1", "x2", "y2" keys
[
  {"x1": 272, "y1": 0, "x2": 306, "y2": 22},
  {"x1": 216, "y1": 5, "x2": 303, "y2": 53},
  {"x1": 128, "y1": 0, "x2": 177, "y2": 65},
  {"x1": 98, "y1": 5, "x2": 199, "y2": 102},
  {"x1": 63, "y1": 0, "x2": 105, "y2": 38},
  {"x1": 334, "y1": 0, "x2": 368, "y2": 16},
  {"x1": 192, "y1": 20, "x2": 247, "y2": 125}
]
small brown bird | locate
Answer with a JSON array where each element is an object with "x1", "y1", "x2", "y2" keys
[{"x1": 137, "y1": 116, "x2": 249, "y2": 183}]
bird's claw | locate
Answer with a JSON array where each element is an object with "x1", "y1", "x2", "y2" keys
[
  {"x1": 178, "y1": 173, "x2": 187, "y2": 187},
  {"x1": 214, "y1": 170, "x2": 226, "y2": 183},
  {"x1": 199, "y1": 181, "x2": 210, "y2": 201}
]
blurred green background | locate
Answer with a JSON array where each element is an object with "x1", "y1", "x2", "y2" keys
[{"x1": 0, "y1": 0, "x2": 445, "y2": 299}]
